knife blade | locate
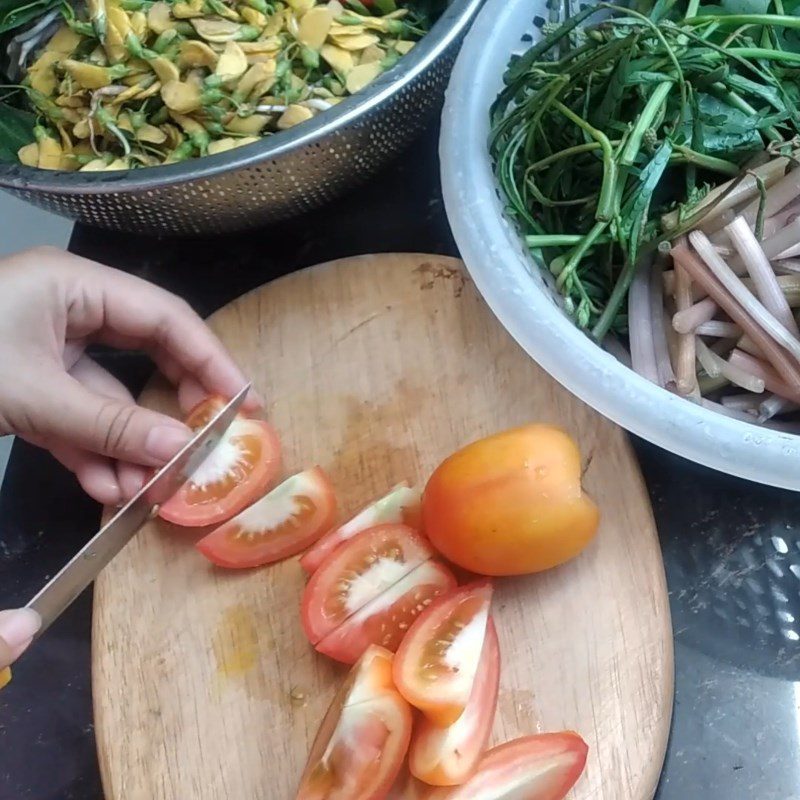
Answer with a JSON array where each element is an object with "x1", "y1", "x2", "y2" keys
[{"x1": 25, "y1": 384, "x2": 251, "y2": 638}]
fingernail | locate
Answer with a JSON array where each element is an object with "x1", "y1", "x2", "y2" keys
[
  {"x1": 0, "y1": 608, "x2": 41, "y2": 649},
  {"x1": 145, "y1": 425, "x2": 193, "y2": 463},
  {"x1": 121, "y1": 471, "x2": 145, "y2": 499},
  {"x1": 97, "y1": 476, "x2": 123, "y2": 508}
]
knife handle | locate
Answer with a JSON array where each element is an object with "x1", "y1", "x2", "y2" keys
[{"x1": 0, "y1": 667, "x2": 11, "y2": 690}]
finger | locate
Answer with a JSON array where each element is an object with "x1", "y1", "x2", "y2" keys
[
  {"x1": 20, "y1": 428, "x2": 123, "y2": 506},
  {"x1": 62, "y1": 339, "x2": 87, "y2": 372},
  {"x1": 19, "y1": 371, "x2": 192, "y2": 468},
  {"x1": 123, "y1": 334, "x2": 262, "y2": 414},
  {"x1": 152, "y1": 358, "x2": 254, "y2": 418},
  {"x1": 48, "y1": 443, "x2": 123, "y2": 506},
  {"x1": 176, "y1": 374, "x2": 210, "y2": 415},
  {"x1": 152, "y1": 353, "x2": 260, "y2": 418},
  {"x1": 66, "y1": 356, "x2": 144, "y2": 503},
  {"x1": 59, "y1": 257, "x2": 262, "y2": 411},
  {"x1": 69, "y1": 354, "x2": 135, "y2": 404},
  {"x1": 147, "y1": 354, "x2": 206, "y2": 413},
  {"x1": 0, "y1": 609, "x2": 41, "y2": 668},
  {"x1": 117, "y1": 461, "x2": 148, "y2": 501},
  {"x1": 68, "y1": 358, "x2": 151, "y2": 499}
]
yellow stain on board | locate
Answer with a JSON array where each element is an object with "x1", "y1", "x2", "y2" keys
[
  {"x1": 0, "y1": 667, "x2": 11, "y2": 690},
  {"x1": 212, "y1": 605, "x2": 259, "y2": 681}
]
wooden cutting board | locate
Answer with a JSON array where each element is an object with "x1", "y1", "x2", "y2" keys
[{"x1": 93, "y1": 254, "x2": 673, "y2": 800}]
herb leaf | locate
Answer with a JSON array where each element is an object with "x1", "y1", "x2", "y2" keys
[{"x1": 0, "y1": 103, "x2": 35, "y2": 162}]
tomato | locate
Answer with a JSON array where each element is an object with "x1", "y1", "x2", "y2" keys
[
  {"x1": 159, "y1": 396, "x2": 281, "y2": 527},
  {"x1": 301, "y1": 524, "x2": 434, "y2": 646},
  {"x1": 296, "y1": 645, "x2": 413, "y2": 800},
  {"x1": 426, "y1": 733, "x2": 589, "y2": 800},
  {"x1": 393, "y1": 581, "x2": 493, "y2": 727},
  {"x1": 409, "y1": 619, "x2": 500, "y2": 786},
  {"x1": 195, "y1": 467, "x2": 336, "y2": 568},
  {"x1": 301, "y1": 483, "x2": 421, "y2": 574},
  {"x1": 422, "y1": 425, "x2": 599, "y2": 576},
  {"x1": 316, "y1": 560, "x2": 457, "y2": 664}
]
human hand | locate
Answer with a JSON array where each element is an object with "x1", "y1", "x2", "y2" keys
[
  {"x1": 0, "y1": 247, "x2": 261, "y2": 505},
  {"x1": 0, "y1": 608, "x2": 41, "y2": 677}
]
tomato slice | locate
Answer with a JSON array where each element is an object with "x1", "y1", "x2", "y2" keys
[
  {"x1": 184, "y1": 395, "x2": 226, "y2": 429},
  {"x1": 195, "y1": 466, "x2": 336, "y2": 568},
  {"x1": 301, "y1": 524, "x2": 434, "y2": 646},
  {"x1": 296, "y1": 645, "x2": 413, "y2": 800},
  {"x1": 158, "y1": 396, "x2": 281, "y2": 528},
  {"x1": 301, "y1": 483, "x2": 422, "y2": 574},
  {"x1": 409, "y1": 619, "x2": 500, "y2": 786},
  {"x1": 426, "y1": 733, "x2": 589, "y2": 800},
  {"x1": 316, "y1": 560, "x2": 457, "y2": 664},
  {"x1": 393, "y1": 581, "x2": 493, "y2": 726}
]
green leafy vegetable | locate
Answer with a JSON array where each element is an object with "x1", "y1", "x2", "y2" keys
[
  {"x1": 0, "y1": 0, "x2": 59, "y2": 35},
  {"x1": 490, "y1": 0, "x2": 800, "y2": 340},
  {"x1": 0, "y1": 102, "x2": 35, "y2": 161}
]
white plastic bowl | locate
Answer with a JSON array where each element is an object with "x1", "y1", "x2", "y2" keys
[{"x1": 440, "y1": 0, "x2": 800, "y2": 490}]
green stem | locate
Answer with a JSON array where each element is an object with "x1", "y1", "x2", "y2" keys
[
  {"x1": 620, "y1": 81, "x2": 672, "y2": 166},
  {"x1": 553, "y1": 101, "x2": 617, "y2": 221},
  {"x1": 526, "y1": 234, "x2": 602, "y2": 247},
  {"x1": 591, "y1": 251, "x2": 639, "y2": 340},
  {"x1": 525, "y1": 175, "x2": 595, "y2": 206},
  {"x1": 727, "y1": 46, "x2": 800, "y2": 65},
  {"x1": 671, "y1": 144, "x2": 740, "y2": 175},
  {"x1": 555, "y1": 220, "x2": 609, "y2": 289},
  {"x1": 669, "y1": 25, "x2": 780, "y2": 88},
  {"x1": 526, "y1": 141, "x2": 608, "y2": 172},
  {"x1": 753, "y1": 173, "x2": 767, "y2": 240},
  {"x1": 687, "y1": 13, "x2": 800, "y2": 28},
  {"x1": 721, "y1": 24, "x2": 759, "y2": 48},
  {"x1": 599, "y1": 3, "x2": 687, "y2": 115}
]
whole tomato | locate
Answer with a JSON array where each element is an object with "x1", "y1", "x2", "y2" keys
[{"x1": 422, "y1": 425, "x2": 599, "y2": 576}]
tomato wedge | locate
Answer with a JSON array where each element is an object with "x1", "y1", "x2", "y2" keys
[
  {"x1": 159, "y1": 396, "x2": 281, "y2": 527},
  {"x1": 409, "y1": 619, "x2": 500, "y2": 786},
  {"x1": 301, "y1": 483, "x2": 421, "y2": 574},
  {"x1": 195, "y1": 467, "x2": 336, "y2": 568},
  {"x1": 393, "y1": 581, "x2": 493, "y2": 726},
  {"x1": 296, "y1": 645, "x2": 413, "y2": 800},
  {"x1": 301, "y1": 524, "x2": 434, "y2": 646},
  {"x1": 424, "y1": 733, "x2": 589, "y2": 800},
  {"x1": 316, "y1": 560, "x2": 457, "y2": 664}
]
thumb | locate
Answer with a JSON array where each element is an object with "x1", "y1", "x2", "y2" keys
[
  {"x1": 21, "y1": 373, "x2": 192, "y2": 467},
  {"x1": 0, "y1": 609, "x2": 41, "y2": 669}
]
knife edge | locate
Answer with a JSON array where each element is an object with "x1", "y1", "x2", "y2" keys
[{"x1": 26, "y1": 384, "x2": 251, "y2": 637}]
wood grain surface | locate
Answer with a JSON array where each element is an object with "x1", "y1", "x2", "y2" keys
[{"x1": 93, "y1": 253, "x2": 673, "y2": 800}]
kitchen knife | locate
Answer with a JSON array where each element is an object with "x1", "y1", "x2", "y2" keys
[{"x1": 24, "y1": 384, "x2": 251, "y2": 639}]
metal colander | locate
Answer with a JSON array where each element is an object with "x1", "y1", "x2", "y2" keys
[{"x1": 0, "y1": 0, "x2": 483, "y2": 236}]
